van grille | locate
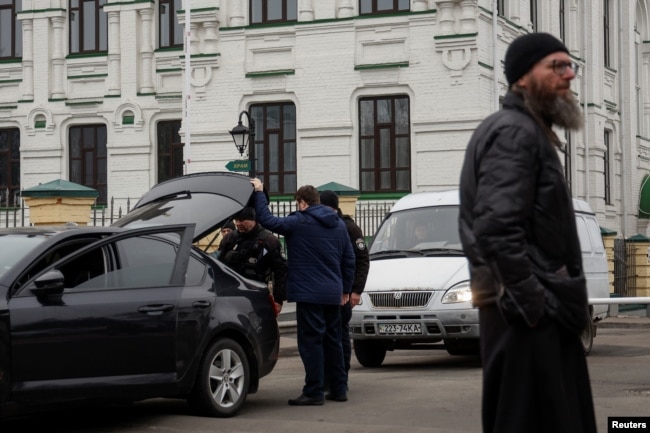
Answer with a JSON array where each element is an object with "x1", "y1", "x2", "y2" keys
[{"x1": 368, "y1": 291, "x2": 433, "y2": 308}]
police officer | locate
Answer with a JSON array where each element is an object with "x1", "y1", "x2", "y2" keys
[
  {"x1": 218, "y1": 207, "x2": 288, "y2": 311},
  {"x1": 320, "y1": 190, "x2": 370, "y2": 378}
]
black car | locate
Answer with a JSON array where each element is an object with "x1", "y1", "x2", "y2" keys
[{"x1": 0, "y1": 172, "x2": 279, "y2": 418}]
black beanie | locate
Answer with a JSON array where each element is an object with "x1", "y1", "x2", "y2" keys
[
  {"x1": 504, "y1": 32, "x2": 569, "y2": 86},
  {"x1": 222, "y1": 220, "x2": 235, "y2": 231},
  {"x1": 319, "y1": 190, "x2": 339, "y2": 210},
  {"x1": 234, "y1": 207, "x2": 256, "y2": 221}
]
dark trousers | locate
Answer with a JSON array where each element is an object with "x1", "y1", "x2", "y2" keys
[
  {"x1": 296, "y1": 302, "x2": 347, "y2": 398},
  {"x1": 341, "y1": 301, "x2": 352, "y2": 375},
  {"x1": 479, "y1": 304, "x2": 597, "y2": 433}
]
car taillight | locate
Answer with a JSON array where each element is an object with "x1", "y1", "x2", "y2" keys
[{"x1": 269, "y1": 294, "x2": 280, "y2": 317}]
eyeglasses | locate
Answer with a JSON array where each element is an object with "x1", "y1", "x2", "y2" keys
[{"x1": 548, "y1": 60, "x2": 580, "y2": 76}]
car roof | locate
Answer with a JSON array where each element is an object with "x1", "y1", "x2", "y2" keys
[
  {"x1": 391, "y1": 190, "x2": 596, "y2": 216},
  {"x1": 390, "y1": 190, "x2": 460, "y2": 212},
  {"x1": 572, "y1": 198, "x2": 595, "y2": 215},
  {"x1": 0, "y1": 225, "x2": 118, "y2": 236}
]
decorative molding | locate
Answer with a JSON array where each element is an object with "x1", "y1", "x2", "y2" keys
[
  {"x1": 26, "y1": 106, "x2": 55, "y2": 136},
  {"x1": 113, "y1": 102, "x2": 144, "y2": 132}
]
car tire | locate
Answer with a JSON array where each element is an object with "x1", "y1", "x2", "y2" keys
[
  {"x1": 188, "y1": 338, "x2": 250, "y2": 417},
  {"x1": 444, "y1": 338, "x2": 480, "y2": 356},
  {"x1": 580, "y1": 310, "x2": 594, "y2": 356},
  {"x1": 353, "y1": 340, "x2": 387, "y2": 368}
]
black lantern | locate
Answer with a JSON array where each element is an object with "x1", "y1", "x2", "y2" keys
[{"x1": 229, "y1": 111, "x2": 256, "y2": 178}]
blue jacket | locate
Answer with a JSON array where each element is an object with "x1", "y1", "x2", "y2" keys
[{"x1": 253, "y1": 191, "x2": 355, "y2": 305}]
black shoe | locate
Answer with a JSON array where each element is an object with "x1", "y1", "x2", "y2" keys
[
  {"x1": 325, "y1": 393, "x2": 348, "y2": 402},
  {"x1": 288, "y1": 394, "x2": 324, "y2": 406}
]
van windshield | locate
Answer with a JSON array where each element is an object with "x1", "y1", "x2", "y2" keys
[{"x1": 369, "y1": 206, "x2": 462, "y2": 255}]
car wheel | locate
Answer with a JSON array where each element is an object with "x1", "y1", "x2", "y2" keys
[
  {"x1": 580, "y1": 311, "x2": 594, "y2": 356},
  {"x1": 353, "y1": 340, "x2": 387, "y2": 368},
  {"x1": 444, "y1": 338, "x2": 480, "y2": 356},
  {"x1": 188, "y1": 338, "x2": 250, "y2": 417}
]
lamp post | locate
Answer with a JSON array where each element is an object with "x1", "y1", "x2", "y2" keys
[{"x1": 229, "y1": 111, "x2": 256, "y2": 178}]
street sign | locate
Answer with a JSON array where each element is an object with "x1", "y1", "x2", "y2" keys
[{"x1": 225, "y1": 159, "x2": 251, "y2": 172}]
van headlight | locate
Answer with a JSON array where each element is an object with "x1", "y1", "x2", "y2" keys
[{"x1": 441, "y1": 283, "x2": 472, "y2": 304}]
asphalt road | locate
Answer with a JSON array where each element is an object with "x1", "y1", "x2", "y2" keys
[{"x1": 1, "y1": 324, "x2": 649, "y2": 433}]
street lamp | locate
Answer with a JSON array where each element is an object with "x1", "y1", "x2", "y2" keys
[{"x1": 229, "y1": 110, "x2": 256, "y2": 178}]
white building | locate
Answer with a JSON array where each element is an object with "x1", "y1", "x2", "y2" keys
[{"x1": 1, "y1": 0, "x2": 649, "y2": 238}]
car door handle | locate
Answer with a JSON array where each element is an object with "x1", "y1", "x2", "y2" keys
[
  {"x1": 138, "y1": 304, "x2": 175, "y2": 315},
  {"x1": 192, "y1": 300, "x2": 212, "y2": 309}
]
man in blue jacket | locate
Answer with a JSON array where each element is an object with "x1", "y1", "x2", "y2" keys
[{"x1": 251, "y1": 178, "x2": 355, "y2": 406}]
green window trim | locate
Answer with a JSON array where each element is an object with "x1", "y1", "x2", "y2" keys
[
  {"x1": 34, "y1": 120, "x2": 47, "y2": 128},
  {"x1": 122, "y1": 115, "x2": 135, "y2": 125},
  {"x1": 355, "y1": 62, "x2": 409, "y2": 71},
  {"x1": 433, "y1": 32, "x2": 478, "y2": 40},
  {"x1": 67, "y1": 73, "x2": 108, "y2": 80},
  {"x1": 66, "y1": 52, "x2": 108, "y2": 60},
  {"x1": 65, "y1": 100, "x2": 103, "y2": 106},
  {"x1": 245, "y1": 69, "x2": 295, "y2": 78},
  {"x1": 155, "y1": 93, "x2": 182, "y2": 99}
]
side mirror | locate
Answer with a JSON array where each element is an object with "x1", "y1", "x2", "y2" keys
[{"x1": 30, "y1": 270, "x2": 66, "y2": 297}]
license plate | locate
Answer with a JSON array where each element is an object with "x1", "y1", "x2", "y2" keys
[{"x1": 378, "y1": 323, "x2": 421, "y2": 334}]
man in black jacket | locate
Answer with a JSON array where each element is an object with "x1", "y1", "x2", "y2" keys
[
  {"x1": 320, "y1": 190, "x2": 370, "y2": 380},
  {"x1": 458, "y1": 33, "x2": 596, "y2": 433},
  {"x1": 218, "y1": 207, "x2": 287, "y2": 312}
]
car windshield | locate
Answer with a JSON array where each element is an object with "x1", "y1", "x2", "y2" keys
[
  {"x1": 369, "y1": 205, "x2": 462, "y2": 254},
  {"x1": 0, "y1": 234, "x2": 48, "y2": 278}
]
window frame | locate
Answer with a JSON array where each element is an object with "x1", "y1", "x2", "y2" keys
[
  {"x1": 603, "y1": 0, "x2": 611, "y2": 67},
  {"x1": 69, "y1": 0, "x2": 108, "y2": 55},
  {"x1": 249, "y1": 102, "x2": 297, "y2": 195},
  {"x1": 69, "y1": 124, "x2": 107, "y2": 205},
  {"x1": 529, "y1": 0, "x2": 538, "y2": 32},
  {"x1": 496, "y1": 0, "x2": 506, "y2": 17},
  {"x1": 159, "y1": 0, "x2": 183, "y2": 49},
  {"x1": 250, "y1": 0, "x2": 297, "y2": 25},
  {"x1": 0, "y1": 0, "x2": 22, "y2": 59},
  {"x1": 0, "y1": 127, "x2": 20, "y2": 208},
  {"x1": 359, "y1": 0, "x2": 410, "y2": 16},
  {"x1": 604, "y1": 129, "x2": 612, "y2": 205},
  {"x1": 157, "y1": 120, "x2": 184, "y2": 183},
  {"x1": 558, "y1": 0, "x2": 566, "y2": 45},
  {"x1": 358, "y1": 95, "x2": 411, "y2": 193}
]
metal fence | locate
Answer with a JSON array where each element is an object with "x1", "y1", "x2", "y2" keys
[
  {"x1": 613, "y1": 238, "x2": 637, "y2": 297},
  {"x1": 0, "y1": 197, "x2": 134, "y2": 228},
  {"x1": 1, "y1": 197, "x2": 395, "y2": 238}
]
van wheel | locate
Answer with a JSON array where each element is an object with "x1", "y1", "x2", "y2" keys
[
  {"x1": 580, "y1": 312, "x2": 594, "y2": 356},
  {"x1": 353, "y1": 340, "x2": 387, "y2": 368},
  {"x1": 445, "y1": 338, "x2": 480, "y2": 356}
]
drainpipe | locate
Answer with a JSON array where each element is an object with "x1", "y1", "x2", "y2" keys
[
  {"x1": 493, "y1": 0, "x2": 499, "y2": 112},
  {"x1": 183, "y1": 0, "x2": 192, "y2": 174},
  {"x1": 583, "y1": 0, "x2": 589, "y2": 202},
  {"x1": 617, "y1": 0, "x2": 627, "y2": 238}
]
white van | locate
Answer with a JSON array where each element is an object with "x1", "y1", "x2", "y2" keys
[{"x1": 350, "y1": 190, "x2": 608, "y2": 367}]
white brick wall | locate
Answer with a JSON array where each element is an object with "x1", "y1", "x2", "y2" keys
[{"x1": 0, "y1": 0, "x2": 648, "y2": 237}]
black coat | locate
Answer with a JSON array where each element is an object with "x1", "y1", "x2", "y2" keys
[
  {"x1": 458, "y1": 91, "x2": 588, "y2": 333},
  {"x1": 458, "y1": 91, "x2": 596, "y2": 433}
]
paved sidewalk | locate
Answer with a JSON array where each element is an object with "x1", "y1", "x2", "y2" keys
[{"x1": 596, "y1": 314, "x2": 650, "y2": 329}]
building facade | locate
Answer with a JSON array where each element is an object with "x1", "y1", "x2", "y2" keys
[{"x1": 1, "y1": 0, "x2": 649, "y2": 238}]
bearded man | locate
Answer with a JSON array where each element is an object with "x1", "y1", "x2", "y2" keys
[{"x1": 458, "y1": 33, "x2": 597, "y2": 433}]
